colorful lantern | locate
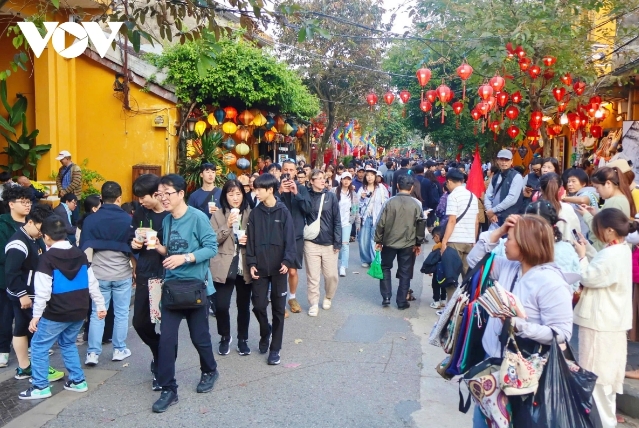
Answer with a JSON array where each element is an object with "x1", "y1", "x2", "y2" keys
[
  {"x1": 194, "y1": 120, "x2": 207, "y2": 137},
  {"x1": 567, "y1": 112, "x2": 580, "y2": 130},
  {"x1": 274, "y1": 115, "x2": 286, "y2": 131},
  {"x1": 590, "y1": 124, "x2": 603, "y2": 138},
  {"x1": 426, "y1": 90, "x2": 437, "y2": 104},
  {"x1": 207, "y1": 113, "x2": 218, "y2": 127},
  {"x1": 214, "y1": 109, "x2": 226, "y2": 125},
  {"x1": 542, "y1": 56, "x2": 557, "y2": 67},
  {"x1": 236, "y1": 157, "x2": 251, "y2": 170},
  {"x1": 222, "y1": 121, "x2": 237, "y2": 135},
  {"x1": 573, "y1": 81, "x2": 586, "y2": 96},
  {"x1": 507, "y1": 125, "x2": 520, "y2": 139},
  {"x1": 558, "y1": 101, "x2": 567, "y2": 113},
  {"x1": 487, "y1": 96, "x2": 497, "y2": 111},
  {"x1": 383, "y1": 91, "x2": 395, "y2": 105},
  {"x1": 265, "y1": 116, "x2": 275, "y2": 130},
  {"x1": 471, "y1": 108, "x2": 482, "y2": 134},
  {"x1": 223, "y1": 106, "x2": 238, "y2": 121},
  {"x1": 456, "y1": 62, "x2": 473, "y2": 99},
  {"x1": 478, "y1": 84, "x2": 493, "y2": 101},
  {"x1": 553, "y1": 87, "x2": 567, "y2": 102},
  {"x1": 511, "y1": 91, "x2": 523, "y2": 104},
  {"x1": 529, "y1": 118, "x2": 542, "y2": 131},
  {"x1": 366, "y1": 92, "x2": 378, "y2": 110},
  {"x1": 561, "y1": 73, "x2": 572, "y2": 86},
  {"x1": 281, "y1": 123, "x2": 293, "y2": 136},
  {"x1": 224, "y1": 138, "x2": 236, "y2": 150},
  {"x1": 518, "y1": 58, "x2": 531, "y2": 71},
  {"x1": 477, "y1": 101, "x2": 490, "y2": 116},
  {"x1": 235, "y1": 127, "x2": 250, "y2": 142},
  {"x1": 490, "y1": 120, "x2": 501, "y2": 140},
  {"x1": 552, "y1": 124, "x2": 563, "y2": 135},
  {"x1": 589, "y1": 95, "x2": 602, "y2": 108},
  {"x1": 416, "y1": 68, "x2": 432, "y2": 87},
  {"x1": 222, "y1": 152, "x2": 237, "y2": 166},
  {"x1": 264, "y1": 130, "x2": 276, "y2": 142},
  {"x1": 505, "y1": 105, "x2": 519, "y2": 120},
  {"x1": 528, "y1": 65, "x2": 541, "y2": 79},
  {"x1": 252, "y1": 112, "x2": 267, "y2": 127},
  {"x1": 579, "y1": 113, "x2": 588, "y2": 128},
  {"x1": 489, "y1": 74, "x2": 505, "y2": 93},
  {"x1": 235, "y1": 142, "x2": 250, "y2": 156},
  {"x1": 586, "y1": 103, "x2": 598, "y2": 118},
  {"x1": 238, "y1": 110, "x2": 254, "y2": 126},
  {"x1": 436, "y1": 84, "x2": 453, "y2": 123}
]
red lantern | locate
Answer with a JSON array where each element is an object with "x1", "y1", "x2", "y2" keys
[
  {"x1": 416, "y1": 68, "x2": 432, "y2": 87},
  {"x1": 426, "y1": 90, "x2": 437, "y2": 104},
  {"x1": 487, "y1": 96, "x2": 497, "y2": 111},
  {"x1": 573, "y1": 81, "x2": 586, "y2": 96},
  {"x1": 567, "y1": 112, "x2": 580, "y2": 130},
  {"x1": 543, "y1": 69, "x2": 555, "y2": 80},
  {"x1": 223, "y1": 106, "x2": 238, "y2": 121},
  {"x1": 531, "y1": 110, "x2": 543, "y2": 123},
  {"x1": 490, "y1": 120, "x2": 501, "y2": 140},
  {"x1": 511, "y1": 91, "x2": 523, "y2": 104},
  {"x1": 456, "y1": 62, "x2": 473, "y2": 99},
  {"x1": 497, "y1": 91, "x2": 509, "y2": 108},
  {"x1": 528, "y1": 65, "x2": 541, "y2": 79},
  {"x1": 542, "y1": 56, "x2": 557, "y2": 67},
  {"x1": 489, "y1": 74, "x2": 505, "y2": 93},
  {"x1": 452, "y1": 101, "x2": 463, "y2": 115},
  {"x1": 590, "y1": 124, "x2": 603, "y2": 138},
  {"x1": 558, "y1": 101, "x2": 567, "y2": 113},
  {"x1": 553, "y1": 87, "x2": 566, "y2": 102},
  {"x1": 477, "y1": 101, "x2": 490, "y2": 116},
  {"x1": 264, "y1": 130, "x2": 276, "y2": 142},
  {"x1": 436, "y1": 84, "x2": 453, "y2": 123},
  {"x1": 478, "y1": 84, "x2": 493, "y2": 101},
  {"x1": 589, "y1": 95, "x2": 602, "y2": 108},
  {"x1": 419, "y1": 100, "x2": 432, "y2": 113},
  {"x1": 519, "y1": 58, "x2": 531, "y2": 71},
  {"x1": 514, "y1": 45, "x2": 525, "y2": 58},
  {"x1": 399, "y1": 90, "x2": 411, "y2": 104},
  {"x1": 587, "y1": 103, "x2": 597, "y2": 118},
  {"x1": 529, "y1": 118, "x2": 541, "y2": 131},
  {"x1": 561, "y1": 73, "x2": 572, "y2": 86},
  {"x1": 505, "y1": 105, "x2": 519, "y2": 120},
  {"x1": 366, "y1": 92, "x2": 378, "y2": 111},
  {"x1": 552, "y1": 124, "x2": 563, "y2": 135},
  {"x1": 383, "y1": 91, "x2": 395, "y2": 105},
  {"x1": 507, "y1": 125, "x2": 520, "y2": 139},
  {"x1": 579, "y1": 113, "x2": 588, "y2": 128},
  {"x1": 471, "y1": 108, "x2": 481, "y2": 134}
]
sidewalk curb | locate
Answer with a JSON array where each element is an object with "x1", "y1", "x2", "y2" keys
[{"x1": 618, "y1": 378, "x2": 639, "y2": 420}]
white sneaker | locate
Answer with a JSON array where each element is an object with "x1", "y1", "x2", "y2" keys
[
  {"x1": 322, "y1": 298, "x2": 332, "y2": 310},
  {"x1": 85, "y1": 352, "x2": 99, "y2": 366},
  {"x1": 429, "y1": 301, "x2": 440, "y2": 309},
  {"x1": 308, "y1": 305, "x2": 319, "y2": 317},
  {"x1": 112, "y1": 348, "x2": 132, "y2": 361},
  {"x1": 0, "y1": 353, "x2": 8, "y2": 368},
  {"x1": 361, "y1": 263, "x2": 370, "y2": 268},
  {"x1": 339, "y1": 267, "x2": 346, "y2": 277}
]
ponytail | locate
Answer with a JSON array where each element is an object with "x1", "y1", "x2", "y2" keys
[{"x1": 540, "y1": 173, "x2": 562, "y2": 213}]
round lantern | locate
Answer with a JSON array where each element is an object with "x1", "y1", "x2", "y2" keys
[
  {"x1": 552, "y1": 124, "x2": 563, "y2": 135},
  {"x1": 567, "y1": 112, "x2": 580, "y2": 130},
  {"x1": 518, "y1": 58, "x2": 531, "y2": 71},
  {"x1": 252, "y1": 112, "x2": 267, "y2": 127},
  {"x1": 497, "y1": 91, "x2": 509, "y2": 108},
  {"x1": 224, "y1": 138, "x2": 236, "y2": 150},
  {"x1": 514, "y1": 45, "x2": 525, "y2": 58},
  {"x1": 487, "y1": 96, "x2": 497, "y2": 111},
  {"x1": 238, "y1": 110, "x2": 254, "y2": 126},
  {"x1": 587, "y1": 103, "x2": 598, "y2": 118},
  {"x1": 558, "y1": 101, "x2": 567, "y2": 113},
  {"x1": 366, "y1": 92, "x2": 378, "y2": 110},
  {"x1": 531, "y1": 110, "x2": 543, "y2": 123},
  {"x1": 579, "y1": 113, "x2": 588, "y2": 128},
  {"x1": 426, "y1": 90, "x2": 437, "y2": 104},
  {"x1": 477, "y1": 101, "x2": 490, "y2": 116},
  {"x1": 542, "y1": 56, "x2": 557, "y2": 67},
  {"x1": 436, "y1": 84, "x2": 453, "y2": 123},
  {"x1": 590, "y1": 125, "x2": 603, "y2": 139},
  {"x1": 511, "y1": 91, "x2": 523, "y2": 104},
  {"x1": 416, "y1": 68, "x2": 432, "y2": 87},
  {"x1": 589, "y1": 95, "x2": 602, "y2": 108},
  {"x1": 399, "y1": 90, "x2": 411, "y2": 104},
  {"x1": 507, "y1": 125, "x2": 520, "y2": 139},
  {"x1": 456, "y1": 62, "x2": 473, "y2": 99},
  {"x1": 478, "y1": 84, "x2": 493, "y2": 101},
  {"x1": 235, "y1": 127, "x2": 250, "y2": 142},
  {"x1": 528, "y1": 65, "x2": 541, "y2": 79},
  {"x1": 420, "y1": 100, "x2": 432, "y2": 113},
  {"x1": 505, "y1": 105, "x2": 519, "y2": 120},
  {"x1": 561, "y1": 73, "x2": 572, "y2": 86},
  {"x1": 207, "y1": 113, "x2": 218, "y2": 127},
  {"x1": 490, "y1": 120, "x2": 501, "y2": 133},
  {"x1": 452, "y1": 101, "x2": 463, "y2": 115},
  {"x1": 223, "y1": 152, "x2": 237, "y2": 166},
  {"x1": 489, "y1": 74, "x2": 505, "y2": 93},
  {"x1": 214, "y1": 109, "x2": 225, "y2": 125},
  {"x1": 223, "y1": 106, "x2": 238, "y2": 121},
  {"x1": 553, "y1": 87, "x2": 567, "y2": 102},
  {"x1": 573, "y1": 81, "x2": 586, "y2": 96},
  {"x1": 235, "y1": 142, "x2": 250, "y2": 156},
  {"x1": 236, "y1": 157, "x2": 251, "y2": 170},
  {"x1": 544, "y1": 69, "x2": 555, "y2": 80},
  {"x1": 222, "y1": 121, "x2": 237, "y2": 135},
  {"x1": 384, "y1": 91, "x2": 395, "y2": 105},
  {"x1": 529, "y1": 118, "x2": 542, "y2": 131},
  {"x1": 194, "y1": 120, "x2": 207, "y2": 137},
  {"x1": 264, "y1": 130, "x2": 276, "y2": 142},
  {"x1": 227, "y1": 172, "x2": 237, "y2": 180},
  {"x1": 470, "y1": 108, "x2": 481, "y2": 121}
]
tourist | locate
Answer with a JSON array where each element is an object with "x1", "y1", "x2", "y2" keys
[
  {"x1": 130, "y1": 174, "x2": 169, "y2": 391},
  {"x1": 17, "y1": 176, "x2": 47, "y2": 204},
  {"x1": 81, "y1": 181, "x2": 134, "y2": 366},
  {"x1": 210, "y1": 179, "x2": 253, "y2": 356},
  {"x1": 541, "y1": 156, "x2": 562, "y2": 175},
  {"x1": 353, "y1": 165, "x2": 365, "y2": 192},
  {"x1": 55, "y1": 150, "x2": 82, "y2": 222},
  {"x1": 267, "y1": 163, "x2": 282, "y2": 181},
  {"x1": 374, "y1": 175, "x2": 424, "y2": 309},
  {"x1": 538, "y1": 173, "x2": 581, "y2": 242},
  {"x1": 152, "y1": 174, "x2": 219, "y2": 413},
  {"x1": 608, "y1": 158, "x2": 639, "y2": 213},
  {"x1": 187, "y1": 163, "x2": 221, "y2": 219},
  {"x1": 383, "y1": 160, "x2": 395, "y2": 188},
  {"x1": 53, "y1": 193, "x2": 78, "y2": 244},
  {"x1": 357, "y1": 167, "x2": 389, "y2": 267},
  {"x1": 562, "y1": 167, "x2": 599, "y2": 237},
  {"x1": 246, "y1": 173, "x2": 296, "y2": 365},
  {"x1": 484, "y1": 149, "x2": 524, "y2": 227},
  {"x1": 256, "y1": 156, "x2": 266, "y2": 175},
  {"x1": 18, "y1": 215, "x2": 106, "y2": 400},
  {"x1": 521, "y1": 157, "x2": 543, "y2": 208},
  {"x1": 333, "y1": 172, "x2": 359, "y2": 277},
  {"x1": 391, "y1": 159, "x2": 411, "y2": 196},
  {"x1": 423, "y1": 170, "x2": 442, "y2": 231},
  {"x1": 296, "y1": 168, "x2": 308, "y2": 187},
  {"x1": 574, "y1": 208, "x2": 633, "y2": 428},
  {"x1": 248, "y1": 174, "x2": 259, "y2": 206},
  {"x1": 467, "y1": 214, "x2": 574, "y2": 427},
  {"x1": 304, "y1": 170, "x2": 342, "y2": 317}
]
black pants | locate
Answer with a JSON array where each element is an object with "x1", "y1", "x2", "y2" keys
[
  {"x1": 380, "y1": 246, "x2": 416, "y2": 306},
  {"x1": 132, "y1": 277, "x2": 160, "y2": 363},
  {"x1": 0, "y1": 291, "x2": 14, "y2": 353},
  {"x1": 157, "y1": 303, "x2": 217, "y2": 393},
  {"x1": 431, "y1": 275, "x2": 447, "y2": 301},
  {"x1": 251, "y1": 274, "x2": 286, "y2": 352},
  {"x1": 214, "y1": 276, "x2": 251, "y2": 340}
]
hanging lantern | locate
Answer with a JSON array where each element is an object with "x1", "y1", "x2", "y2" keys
[
  {"x1": 222, "y1": 121, "x2": 237, "y2": 135},
  {"x1": 511, "y1": 91, "x2": 523, "y2": 104},
  {"x1": 489, "y1": 74, "x2": 505, "y2": 93},
  {"x1": 517, "y1": 144, "x2": 529, "y2": 160},
  {"x1": 236, "y1": 157, "x2": 251, "y2": 170},
  {"x1": 235, "y1": 127, "x2": 250, "y2": 142},
  {"x1": 542, "y1": 56, "x2": 557, "y2": 67},
  {"x1": 436, "y1": 84, "x2": 452, "y2": 123},
  {"x1": 399, "y1": 90, "x2": 411, "y2": 104},
  {"x1": 579, "y1": 113, "x2": 588, "y2": 128},
  {"x1": 420, "y1": 100, "x2": 432, "y2": 127},
  {"x1": 543, "y1": 69, "x2": 555, "y2": 80},
  {"x1": 235, "y1": 142, "x2": 250, "y2": 156},
  {"x1": 514, "y1": 45, "x2": 526, "y2": 58},
  {"x1": 274, "y1": 115, "x2": 286, "y2": 131},
  {"x1": 586, "y1": 103, "x2": 598, "y2": 118},
  {"x1": 416, "y1": 67, "x2": 432, "y2": 103},
  {"x1": 264, "y1": 116, "x2": 275, "y2": 130},
  {"x1": 505, "y1": 105, "x2": 519, "y2": 120},
  {"x1": 497, "y1": 91, "x2": 509, "y2": 108},
  {"x1": 366, "y1": 92, "x2": 378, "y2": 111},
  {"x1": 223, "y1": 106, "x2": 238, "y2": 121},
  {"x1": 490, "y1": 120, "x2": 501, "y2": 140},
  {"x1": 487, "y1": 96, "x2": 497, "y2": 112},
  {"x1": 224, "y1": 138, "x2": 236, "y2": 150},
  {"x1": 507, "y1": 125, "x2": 520, "y2": 139},
  {"x1": 518, "y1": 58, "x2": 531, "y2": 71},
  {"x1": 237, "y1": 110, "x2": 254, "y2": 126},
  {"x1": 529, "y1": 118, "x2": 542, "y2": 131},
  {"x1": 478, "y1": 84, "x2": 493, "y2": 101},
  {"x1": 552, "y1": 124, "x2": 563, "y2": 135},
  {"x1": 251, "y1": 112, "x2": 267, "y2": 127},
  {"x1": 573, "y1": 81, "x2": 586, "y2": 96},
  {"x1": 477, "y1": 101, "x2": 490, "y2": 116},
  {"x1": 567, "y1": 112, "x2": 580, "y2": 130},
  {"x1": 281, "y1": 123, "x2": 293, "y2": 136},
  {"x1": 528, "y1": 65, "x2": 541, "y2": 79},
  {"x1": 207, "y1": 113, "x2": 218, "y2": 127},
  {"x1": 213, "y1": 109, "x2": 226, "y2": 125},
  {"x1": 222, "y1": 153, "x2": 237, "y2": 167},
  {"x1": 264, "y1": 130, "x2": 276, "y2": 142},
  {"x1": 590, "y1": 124, "x2": 603, "y2": 138},
  {"x1": 452, "y1": 101, "x2": 463, "y2": 129},
  {"x1": 589, "y1": 95, "x2": 602, "y2": 108},
  {"x1": 558, "y1": 101, "x2": 567, "y2": 113},
  {"x1": 471, "y1": 108, "x2": 482, "y2": 134},
  {"x1": 561, "y1": 73, "x2": 572, "y2": 86},
  {"x1": 553, "y1": 87, "x2": 567, "y2": 102},
  {"x1": 456, "y1": 62, "x2": 473, "y2": 99},
  {"x1": 425, "y1": 90, "x2": 437, "y2": 104},
  {"x1": 194, "y1": 120, "x2": 207, "y2": 137},
  {"x1": 383, "y1": 91, "x2": 395, "y2": 105},
  {"x1": 531, "y1": 110, "x2": 543, "y2": 123}
]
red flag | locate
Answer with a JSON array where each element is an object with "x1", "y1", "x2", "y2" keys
[{"x1": 466, "y1": 145, "x2": 484, "y2": 198}]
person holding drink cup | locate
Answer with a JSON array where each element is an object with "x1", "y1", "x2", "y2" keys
[
  {"x1": 187, "y1": 163, "x2": 222, "y2": 219},
  {"x1": 210, "y1": 179, "x2": 253, "y2": 356}
]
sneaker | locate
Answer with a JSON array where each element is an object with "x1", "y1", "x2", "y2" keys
[
  {"x1": 237, "y1": 340, "x2": 251, "y2": 356},
  {"x1": 196, "y1": 370, "x2": 219, "y2": 393},
  {"x1": 15, "y1": 366, "x2": 32, "y2": 380},
  {"x1": 64, "y1": 379, "x2": 88, "y2": 393},
  {"x1": 322, "y1": 298, "x2": 332, "y2": 310},
  {"x1": 361, "y1": 263, "x2": 370, "y2": 268},
  {"x1": 430, "y1": 301, "x2": 441, "y2": 309},
  {"x1": 398, "y1": 303, "x2": 411, "y2": 310},
  {"x1": 152, "y1": 376, "x2": 162, "y2": 391},
  {"x1": 0, "y1": 352, "x2": 8, "y2": 367},
  {"x1": 85, "y1": 352, "x2": 99, "y2": 366},
  {"x1": 339, "y1": 267, "x2": 346, "y2": 277},
  {"x1": 218, "y1": 336, "x2": 232, "y2": 355},
  {"x1": 19, "y1": 385, "x2": 51, "y2": 400},
  {"x1": 112, "y1": 348, "x2": 132, "y2": 361},
  {"x1": 435, "y1": 310, "x2": 444, "y2": 316},
  {"x1": 288, "y1": 298, "x2": 302, "y2": 313},
  {"x1": 267, "y1": 350, "x2": 281, "y2": 365},
  {"x1": 152, "y1": 390, "x2": 178, "y2": 413},
  {"x1": 259, "y1": 325, "x2": 272, "y2": 354},
  {"x1": 382, "y1": 298, "x2": 391, "y2": 307},
  {"x1": 308, "y1": 304, "x2": 319, "y2": 317},
  {"x1": 47, "y1": 366, "x2": 64, "y2": 382},
  {"x1": 209, "y1": 306, "x2": 216, "y2": 317}
]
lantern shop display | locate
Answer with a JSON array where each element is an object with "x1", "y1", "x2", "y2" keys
[
  {"x1": 207, "y1": 113, "x2": 218, "y2": 127},
  {"x1": 238, "y1": 110, "x2": 254, "y2": 126},
  {"x1": 223, "y1": 106, "x2": 238, "y2": 121},
  {"x1": 214, "y1": 109, "x2": 226, "y2": 124},
  {"x1": 236, "y1": 157, "x2": 251, "y2": 170},
  {"x1": 252, "y1": 112, "x2": 267, "y2": 127},
  {"x1": 235, "y1": 142, "x2": 250, "y2": 156},
  {"x1": 194, "y1": 120, "x2": 207, "y2": 137},
  {"x1": 222, "y1": 121, "x2": 238, "y2": 135},
  {"x1": 224, "y1": 138, "x2": 236, "y2": 150},
  {"x1": 223, "y1": 152, "x2": 237, "y2": 166}
]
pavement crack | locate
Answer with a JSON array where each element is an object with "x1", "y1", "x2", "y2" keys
[{"x1": 384, "y1": 339, "x2": 395, "y2": 373}]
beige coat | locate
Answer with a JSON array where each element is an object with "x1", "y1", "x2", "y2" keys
[{"x1": 210, "y1": 207, "x2": 252, "y2": 284}]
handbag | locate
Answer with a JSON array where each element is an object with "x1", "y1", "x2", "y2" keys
[
  {"x1": 367, "y1": 250, "x2": 384, "y2": 279},
  {"x1": 303, "y1": 193, "x2": 325, "y2": 240},
  {"x1": 227, "y1": 235, "x2": 240, "y2": 280},
  {"x1": 148, "y1": 277, "x2": 163, "y2": 324},
  {"x1": 499, "y1": 331, "x2": 547, "y2": 396}
]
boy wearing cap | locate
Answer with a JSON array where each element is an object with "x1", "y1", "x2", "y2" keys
[
  {"x1": 484, "y1": 149, "x2": 524, "y2": 227},
  {"x1": 188, "y1": 163, "x2": 222, "y2": 219}
]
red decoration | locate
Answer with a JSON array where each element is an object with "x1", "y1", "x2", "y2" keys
[
  {"x1": 478, "y1": 84, "x2": 493, "y2": 101},
  {"x1": 426, "y1": 90, "x2": 437, "y2": 104},
  {"x1": 552, "y1": 124, "x2": 563, "y2": 135},
  {"x1": 514, "y1": 45, "x2": 525, "y2": 58},
  {"x1": 383, "y1": 91, "x2": 395, "y2": 105},
  {"x1": 477, "y1": 101, "x2": 490, "y2": 116},
  {"x1": 416, "y1": 68, "x2": 432, "y2": 87},
  {"x1": 529, "y1": 118, "x2": 542, "y2": 131},
  {"x1": 567, "y1": 112, "x2": 580, "y2": 130},
  {"x1": 487, "y1": 96, "x2": 497, "y2": 111},
  {"x1": 589, "y1": 95, "x2": 602, "y2": 108},
  {"x1": 579, "y1": 113, "x2": 588, "y2": 128},
  {"x1": 456, "y1": 62, "x2": 473, "y2": 100},
  {"x1": 528, "y1": 65, "x2": 541, "y2": 79},
  {"x1": 471, "y1": 108, "x2": 481, "y2": 134},
  {"x1": 489, "y1": 74, "x2": 506, "y2": 93},
  {"x1": 420, "y1": 100, "x2": 433, "y2": 112},
  {"x1": 531, "y1": 110, "x2": 543, "y2": 123},
  {"x1": 590, "y1": 124, "x2": 603, "y2": 138},
  {"x1": 399, "y1": 90, "x2": 411, "y2": 104},
  {"x1": 573, "y1": 81, "x2": 586, "y2": 96},
  {"x1": 366, "y1": 92, "x2": 378, "y2": 111},
  {"x1": 223, "y1": 106, "x2": 238, "y2": 121},
  {"x1": 511, "y1": 91, "x2": 523, "y2": 104},
  {"x1": 436, "y1": 84, "x2": 453, "y2": 123},
  {"x1": 490, "y1": 120, "x2": 501, "y2": 140},
  {"x1": 519, "y1": 58, "x2": 531, "y2": 71},
  {"x1": 561, "y1": 73, "x2": 572, "y2": 86},
  {"x1": 507, "y1": 125, "x2": 520, "y2": 139},
  {"x1": 542, "y1": 56, "x2": 557, "y2": 67},
  {"x1": 505, "y1": 105, "x2": 519, "y2": 120},
  {"x1": 497, "y1": 91, "x2": 509, "y2": 108},
  {"x1": 543, "y1": 69, "x2": 555, "y2": 80},
  {"x1": 587, "y1": 103, "x2": 597, "y2": 118},
  {"x1": 558, "y1": 101, "x2": 567, "y2": 113},
  {"x1": 452, "y1": 101, "x2": 463, "y2": 115},
  {"x1": 553, "y1": 87, "x2": 566, "y2": 102}
]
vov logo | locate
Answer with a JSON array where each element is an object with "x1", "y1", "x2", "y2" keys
[{"x1": 17, "y1": 21, "x2": 124, "y2": 59}]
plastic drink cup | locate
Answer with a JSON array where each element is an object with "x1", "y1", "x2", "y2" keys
[
  {"x1": 230, "y1": 208, "x2": 240, "y2": 215},
  {"x1": 134, "y1": 229, "x2": 145, "y2": 244},
  {"x1": 236, "y1": 230, "x2": 246, "y2": 239},
  {"x1": 208, "y1": 201, "x2": 216, "y2": 212},
  {"x1": 146, "y1": 230, "x2": 158, "y2": 249}
]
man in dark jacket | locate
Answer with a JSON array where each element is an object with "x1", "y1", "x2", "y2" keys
[
  {"x1": 279, "y1": 160, "x2": 311, "y2": 315},
  {"x1": 392, "y1": 158, "x2": 411, "y2": 196},
  {"x1": 247, "y1": 173, "x2": 296, "y2": 366},
  {"x1": 374, "y1": 175, "x2": 424, "y2": 309},
  {"x1": 53, "y1": 193, "x2": 78, "y2": 244},
  {"x1": 17, "y1": 176, "x2": 47, "y2": 204},
  {"x1": 485, "y1": 150, "x2": 525, "y2": 227},
  {"x1": 304, "y1": 170, "x2": 342, "y2": 317}
]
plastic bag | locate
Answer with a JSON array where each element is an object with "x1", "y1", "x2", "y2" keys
[
  {"x1": 531, "y1": 335, "x2": 597, "y2": 428},
  {"x1": 367, "y1": 250, "x2": 384, "y2": 280}
]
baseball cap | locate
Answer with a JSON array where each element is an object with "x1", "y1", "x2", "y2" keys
[
  {"x1": 340, "y1": 172, "x2": 353, "y2": 180},
  {"x1": 496, "y1": 149, "x2": 513, "y2": 160},
  {"x1": 55, "y1": 150, "x2": 72, "y2": 160}
]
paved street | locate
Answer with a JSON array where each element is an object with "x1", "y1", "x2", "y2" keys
[{"x1": 0, "y1": 240, "x2": 471, "y2": 428}]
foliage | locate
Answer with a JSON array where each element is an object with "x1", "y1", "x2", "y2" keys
[
  {"x1": 148, "y1": 35, "x2": 319, "y2": 119},
  {"x1": 79, "y1": 159, "x2": 105, "y2": 200},
  {"x1": 179, "y1": 131, "x2": 229, "y2": 193},
  {"x1": 0, "y1": 81, "x2": 50, "y2": 179}
]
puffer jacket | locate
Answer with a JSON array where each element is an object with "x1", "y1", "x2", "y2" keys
[
  {"x1": 373, "y1": 193, "x2": 425, "y2": 249},
  {"x1": 306, "y1": 189, "x2": 342, "y2": 249},
  {"x1": 210, "y1": 207, "x2": 252, "y2": 284}
]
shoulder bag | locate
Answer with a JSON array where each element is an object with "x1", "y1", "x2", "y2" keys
[{"x1": 303, "y1": 193, "x2": 326, "y2": 240}]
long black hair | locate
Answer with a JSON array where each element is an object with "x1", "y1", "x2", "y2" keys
[
  {"x1": 336, "y1": 175, "x2": 354, "y2": 202},
  {"x1": 77, "y1": 195, "x2": 101, "y2": 230},
  {"x1": 219, "y1": 179, "x2": 249, "y2": 215},
  {"x1": 525, "y1": 200, "x2": 564, "y2": 242}
]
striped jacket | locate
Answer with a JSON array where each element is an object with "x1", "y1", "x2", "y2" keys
[{"x1": 56, "y1": 163, "x2": 82, "y2": 199}]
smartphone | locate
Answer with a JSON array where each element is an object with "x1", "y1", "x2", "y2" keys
[
  {"x1": 281, "y1": 173, "x2": 291, "y2": 181},
  {"x1": 572, "y1": 229, "x2": 580, "y2": 242}
]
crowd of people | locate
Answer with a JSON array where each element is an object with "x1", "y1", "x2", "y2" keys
[{"x1": 1, "y1": 147, "x2": 638, "y2": 425}]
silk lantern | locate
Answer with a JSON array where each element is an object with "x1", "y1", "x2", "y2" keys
[
  {"x1": 514, "y1": 45, "x2": 526, "y2": 58},
  {"x1": 399, "y1": 90, "x2": 411, "y2": 117},
  {"x1": 478, "y1": 84, "x2": 493, "y2": 101},
  {"x1": 490, "y1": 74, "x2": 505, "y2": 93},
  {"x1": 528, "y1": 65, "x2": 541, "y2": 79},
  {"x1": 505, "y1": 105, "x2": 519, "y2": 120},
  {"x1": 519, "y1": 58, "x2": 531, "y2": 71},
  {"x1": 366, "y1": 92, "x2": 378, "y2": 111},
  {"x1": 452, "y1": 101, "x2": 463, "y2": 128},
  {"x1": 573, "y1": 81, "x2": 586, "y2": 96},
  {"x1": 436, "y1": 84, "x2": 452, "y2": 123},
  {"x1": 194, "y1": 120, "x2": 207, "y2": 137},
  {"x1": 561, "y1": 73, "x2": 572, "y2": 86},
  {"x1": 252, "y1": 112, "x2": 267, "y2": 127},
  {"x1": 420, "y1": 100, "x2": 432, "y2": 127},
  {"x1": 238, "y1": 110, "x2": 254, "y2": 126},
  {"x1": 223, "y1": 152, "x2": 237, "y2": 166},
  {"x1": 456, "y1": 62, "x2": 473, "y2": 99},
  {"x1": 471, "y1": 108, "x2": 482, "y2": 135},
  {"x1": 416, "y1": 67, "x2": 432, "y2": 102},
  {"x1": 426, "y1": 90, "x2": 437, "y2": 104},
  {"x1": 207, "y1": 113, "x2": 218, "y2": 127},
  {"x1": 553, "y1": 87, "x2": 566, "y2": 102},
  {"x1": 511, "y1": 91, "x2": 523, "y2": 104},
  {"x1": 235, "y1": 127, "x2": 250, "y2": 142},
  {"x1": 214, "y1": 109, "x2": 225, "y2": 125},
  {"x1": 497, "y1": 92, "x2": 509, "y2": 108},
  {"x1": 222, "y1": 121, "x2": 237, "y2": 135},
  {"x1": 507, "y1": 125, "x2": 520, "y2": 139},
  {"x1": 590, "y1": 125, "x2": 603, "y2": 138},
  {"x1": 531, "y1": 110, "x2": 543, "y2": 124},
  {"x1": 223, "y1": 106, "x2": 238, "y2": 121},
  {"x1": 542, "y1": 56, "x2": 557, "y2": 67},
  {"x1": 235, "y1": 142, "x2": 250, "y2": 156},
  {"x1": 487, "y1": 96, "x2": 497, "y2": 111},
  {"x1": 383, "y1": 91, "x2": 395, "y2": 105},
  {"x1": 558, "y1": 101, "x2": 567, "y2": 113},
  {"x1": 236, "y1": 158, "x2": 250, "y2": 170},
  {"x1": 224, "y1": 138, "x2": 236, "y2": 150},
  {"x1": 264, "y1": 130, "x2": 276, "y2": 142},
  {"x1": 265, "y1": 116, "x2": 275, "y2": 130},
  {"x1": 589, "y1": 95, "x2": 602, "y2": 108}
]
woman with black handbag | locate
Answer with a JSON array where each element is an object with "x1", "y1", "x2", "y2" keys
[
  {"x1": 151, "y1": 174, "x2": 219, "y2": 413},
  {"x1": 210, "y1": 179, "x2": 253, "y2": 356}
]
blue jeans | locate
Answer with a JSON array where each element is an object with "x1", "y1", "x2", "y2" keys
[
  {"x1": 339, "y1": 224, "x2": 352, "y2": 268},
  {"x1": 473, "y1": 405, "x2": 490, "y2": 428},
  {"x1": 31, "y1": 318, "x2": 85, "y2": 389},
  {"x1": 358, "y1": 216, "x2": 375, "y2": 265},
  {"x1": 88, "y1": 278, "x2": 132, "y2": 355}
]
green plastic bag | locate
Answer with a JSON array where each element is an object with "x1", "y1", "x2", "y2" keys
[{"x1": 367, "y1": 250, "x2": 384, "y2": 280}]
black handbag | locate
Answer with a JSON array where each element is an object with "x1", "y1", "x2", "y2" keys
[{"x1": 227, "y1": 235, "x2": 240, "y2": 280}]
